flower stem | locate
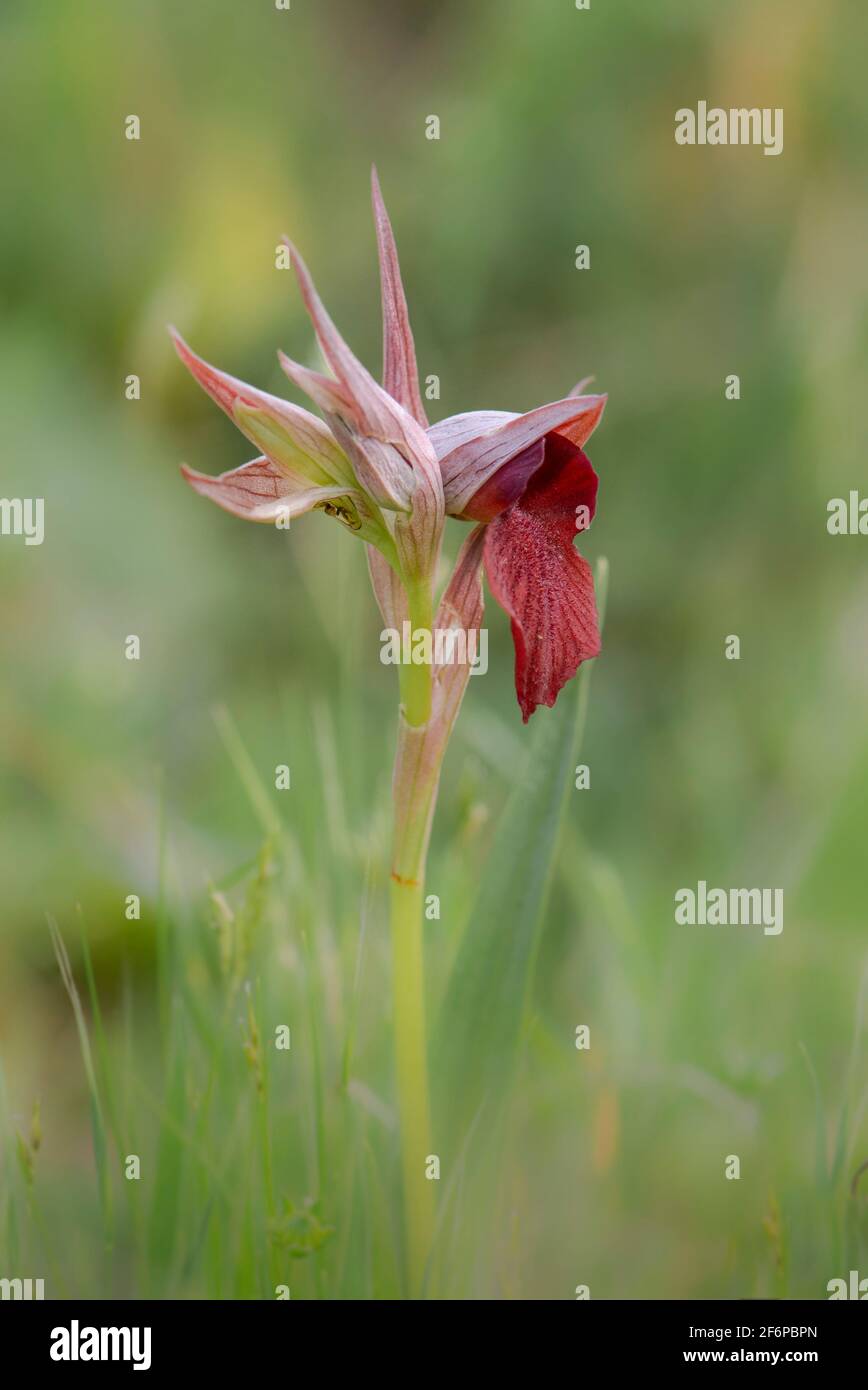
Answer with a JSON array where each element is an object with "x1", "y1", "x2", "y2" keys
[
  {"x1": 389, "y1": 871, "x2": 435, "y2": 1295},
  {"x1": 390, "y1": 581, "x2": 440, "y2": 1295},
  {"x1": 397, "y1": 582, "x2": 434, "y2": 726}
]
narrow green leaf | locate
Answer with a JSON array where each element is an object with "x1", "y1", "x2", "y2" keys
[
  {"x1": 434, "y1": 559, "x2": 609, "y2": 1138},
  {"x1": 212, "y1": 704, "x2": 284, "y2": 841},
  {"x1": 47, "y1": 916, "x2": 113, "y2": 1246},
  {"x1": 79, "y1": 922, "x2": 126, "y2": 1162}
]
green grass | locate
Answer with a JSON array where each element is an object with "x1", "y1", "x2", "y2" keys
[{"x1": 3, "y1": 642, "x2": 868, "y2": 1299}]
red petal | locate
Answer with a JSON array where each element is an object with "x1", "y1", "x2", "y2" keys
[
  {"x1": 483, "y1": 434, "x2": 600, "y2": 721},
  {"x1": 462, "y1": 438, "x2": 544, "y2": 522}
]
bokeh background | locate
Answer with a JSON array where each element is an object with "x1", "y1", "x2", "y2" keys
[{"x1": 2, "y1": 0, "x2": 867, "y2": 1299}]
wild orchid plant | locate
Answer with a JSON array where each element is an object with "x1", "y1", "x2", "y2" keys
[{"x1": 172, "y1": 169, "x2": 606, "y2": 1293}]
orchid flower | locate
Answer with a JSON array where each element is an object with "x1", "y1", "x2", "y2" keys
[{"x1": 171, "y1": 168, "x2": 606, "y2": 1294}]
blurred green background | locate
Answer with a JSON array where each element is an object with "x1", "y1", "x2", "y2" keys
[{"x1": 2, "y1": 0, "x2": 868, "y2": 1299}]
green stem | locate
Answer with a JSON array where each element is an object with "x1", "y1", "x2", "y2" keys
[
  {"x1": 390, "y1": 873, "x2": 435, "y2": 1296},
  {"x1": 398, "y1": 583, "x2": 434, "y2": 726},
  {"x1": 390, "y1": 580, "x2": 441, "y2": 1295}
]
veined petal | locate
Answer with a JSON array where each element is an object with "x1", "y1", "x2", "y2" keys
[
  {"x1": 285, "y1": 241, "x2": 444, "y2": 487},
  {"x1": 435, "y1": 394, "x2": 606, "y2": 519},
  {"x1": 232, "y1": 403, "x2": 351, "y2": 488},
  {"x1": 276, "y1": 349, "x2": 353, "y2": 419},
  {"x1": 483, "y1": 434, "x2": 600, "y2": 722},
  {"x1": 181, "y1": 456, "x2": 350, "y2": 524},
  {"x1": 283, "y1": 232, "x2": 444, "y2": 580},
  {"x1": 366, "y1": 543, "x2": 407, "y2": 630},
  {"x1": 390, "y1": 470, "x2": 444, "y2": 585},
  {"x1": 171, "y1": 330, "x2": 351, "y2": 487},
  {"x1": 327, "y1": 415, "x2": 415, "y2": 513},
  {"x1": 278, "y1": 349, "x2": 416, "y2": 514},
  {"x1": 433, "y1": 526, "x2": 486, "y2": 732},
  {"x1": 371, "y1": 167, "x2": 428, "y2": 428},
  {"x1": 435, "y1": 526, "x2": 485, "y2": 656},
  {"x1": 428, "y1": 410, "x2": 513, "y2": 461},
  {"x1": 287, "y1": 240, "x2": 411, "y2": 442}
]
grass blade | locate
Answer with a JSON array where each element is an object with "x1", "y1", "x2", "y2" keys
[{"x1": 47, "y1": 915, "x2": 113, "y2": 1248}]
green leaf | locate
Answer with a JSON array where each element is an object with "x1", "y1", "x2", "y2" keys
[
  {"x1": 434, "y1": 558, "x2": 608, "y2": 1140},
  {"x1": 47, "y1": 915, "x2": 113, "y2": 1246}
]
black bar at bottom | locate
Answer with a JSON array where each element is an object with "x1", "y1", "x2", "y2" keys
[{"x1": 0, "y1": 1297, "x2": 862, "y2": 1372}]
